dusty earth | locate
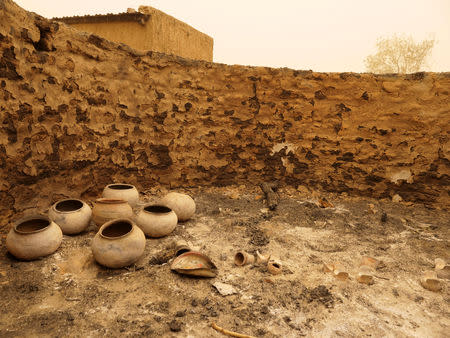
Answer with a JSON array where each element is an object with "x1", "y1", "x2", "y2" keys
[{"x1": 0, "y1": 185, "x2": 449, "y2": 337}]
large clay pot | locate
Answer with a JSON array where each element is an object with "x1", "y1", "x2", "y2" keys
[
  {"x1": 135, "y1": 204, "x2": 178, "y2": 238},
  {"x1": 6, "y1": 215, "x2": 63, "y2": 260},
  {"x1": 92, "y1": 198, "x2": 133, "y2": 227},
  {"x1": 48, "y1": 198, "x2": 92, "y2": 235},
  {"x1": 161, "y1": 192, "x2": 195, "y2": 222},
  {"x1": 91, "y1": 219, "x2": 145, "y2": 268},
  {"x1": 102, "y1": 184, "x2": 139, "y2": 208}
]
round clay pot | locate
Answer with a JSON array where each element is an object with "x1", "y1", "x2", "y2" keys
[
  {"x1": 135, "y1": 204, "x2": 178, "y2": 238},
  {"x1": 92, "y1": 198, "x2": 133, "y2": 227},
  {"x1": 102, "y1": 184, "x2": 139, "y2": 208},
  {"x1": 48, "y1": 198, "x2": 92, "y2": 235},
  {"x1": 6, "y1": 215, "x2": 63, "y2": 260},
  {"x1": 91, "y1": 219, "x2": 146, "y2": 268},
  {"x1": 161, "y1": 192, "x2": 195, "y2": 222}
]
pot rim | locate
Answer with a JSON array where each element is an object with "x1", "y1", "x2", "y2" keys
[
  {"x1": 99, "y1": 218, "x2": 134, "y2": 239},
  {"x1": 13, "y1": 215, "x2": 51, "y2": 234},
  {"x1": 105, "y1": 183, "x2": 136, "y2": 190},
  {"x1": 52, "y1": 198, "x2": 85, "y2": 214},
  {"x1": 95, "y1": 198, "x2": 128, "y2": 204},
  {"x1": 142, "y1": 204, "x2": 173, "y2": 215}
]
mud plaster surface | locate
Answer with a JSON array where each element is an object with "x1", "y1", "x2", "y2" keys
[{"x1": 0, "y1": 186, "x2": 449, "y2": 337}]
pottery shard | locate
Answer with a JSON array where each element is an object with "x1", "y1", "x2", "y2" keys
[
  {"x1": 333, "y1": 263, "x2": 349, "y2": 281},
  {"x1": 170, "y1": 251, "x2": 217, "y2": 277},
  {"x1": 360, "y1": 256, "x2": 380, "y2": 270},
  {"x1": 212, "y1": 282, "x2": 237, "y2": 296},
  {"x1": 420, "y1": 271, "x2": 441, "y2": 292},
  {"x1": 357, "y1": 265, "x2": 374, "y2": 284},
  {"x1": 434, "y1": 258, "x2": 450, "y2": 280}
]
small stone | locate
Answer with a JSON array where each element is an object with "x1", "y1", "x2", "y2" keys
[
  {"x1": 175, "y1": 310, "x2": 186, "y2": 317},
  {"x1": 434, "y1": 258, "x2": 446, "y2": 270},
  {"x1": 168, "y1": 320, "x2": 182, "y2": 332},
  {"x1": 229, "y1": 191, "x2": 240, "y2": 199},
  {"x1": 392, "y1": 194, "x2": 403, "y2": 203},
  {"x1": 297, "y1": 185, "x2": 310, "y2": 194}
]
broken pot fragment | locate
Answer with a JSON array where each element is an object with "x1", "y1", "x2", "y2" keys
[
  {"x1": 173, "y1": 239, "x2": 191, "y2": 257},
  {"x1": 171, "y1": 251, "x2": 217, "y2": 277},
  {"x1": 420, "y1": 270, "x2": 441, "y2": 292},
  {"x1": 357, "y1": 265, "x2": 374, "y2": 284},
  {"x1": 360, "y1": 256, "x2": 380, "y2": 270},
  {"x1": 333, "y1": 263, "x2": 349, "y2": 280},
  {"x1": 434, "y1": 258, "x2": 450, "y2": 280},
  {"x1": 234, "y1": 251, "x2": 255, "y2": 266},
  {"x1": 255, "y1": 250, "x2": 270, "y2": 265}
]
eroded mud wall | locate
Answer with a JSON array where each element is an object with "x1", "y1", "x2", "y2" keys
[{"x1": 0, "y1": 0, "x2": 449, "y2": 222}]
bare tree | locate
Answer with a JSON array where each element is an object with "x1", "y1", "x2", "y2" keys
[{"x1": 365, "y1": 35, "x2": 435, "y2": 74}]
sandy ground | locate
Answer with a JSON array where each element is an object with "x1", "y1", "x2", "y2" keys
[{"x1": 0, "y1": 185, "x2": 449, "y2": 337}]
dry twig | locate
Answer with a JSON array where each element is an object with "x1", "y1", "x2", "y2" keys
[{"x1": 211, "y1": 322, "x2": 256, "y2": 338}]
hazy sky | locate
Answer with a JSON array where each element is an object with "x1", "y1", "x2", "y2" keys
[{"x1": 15, "y1": 0, "x2": 450, "y2": 72}]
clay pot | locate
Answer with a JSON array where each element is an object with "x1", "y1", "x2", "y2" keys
[
  {"x1": 6, "y1": 215, "x2": 63, "y2": 260},
  {"x1": 48, "y1": 198, "x2": 92, "y2": 235},
  {"x1": 102, "y1": 183, "x2": 139, "y2": 208},
  {"x1": 267, "y1": 259, "x2": 283, "y2": 275},
  {"x1": 91, "y1": 219, "x2": 145, "y2": 268},
  {"x1": 135, "y1": 204, "x2": 178, "y2": 238},
  {"x1": 234, "y1": 251, "x2": 255, "y2": 266},
  {"x1": 92, "y1": 198, "x2": 133, "y2": 227},
  {"x1": 161, "y1": 192, "x2": 195, "y2": 222}
]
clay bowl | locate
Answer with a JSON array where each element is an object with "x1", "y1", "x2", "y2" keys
[
  {"x1": 6, "y1": 215, "x2": 63, "y2": 260},
  {"x1": 91, "y1": 218, "x2": 146, "y2": 268},
  {"x1": 171, "y1": 251, "x2": 217, "y2": 277},
  {"x1": 135, "y1": 204, "x2": 178, "y2": 238},
  {"x1": 102, "y1": 183, "x2": 139, "y2": 208},
  {"x1": 92, "y1": 198, "x2": 133, "y2": 227},
  {"x1": 48, "y1": 198, "x2": 92, "y2": 235},
  {"x1": 161, "y1": 192, "x2": 195, "y2": 222}
]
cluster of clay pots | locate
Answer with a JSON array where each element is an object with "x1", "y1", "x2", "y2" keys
[{"x1": 5, "y1": 184, "x2": 196, "y2": 269}]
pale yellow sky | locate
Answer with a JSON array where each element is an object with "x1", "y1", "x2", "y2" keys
[{"x1": 14, "y1": 0, "x2": 450, "y2": 72}]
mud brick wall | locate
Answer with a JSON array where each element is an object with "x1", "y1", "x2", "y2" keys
[{"x1": 0, "y1": 0, "x2": 449, "y2": 223}]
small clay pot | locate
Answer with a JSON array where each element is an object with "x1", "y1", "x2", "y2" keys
[
  {"x1": 267, "y1": 260, "x2": 283, "y2": 275},
  {"x1": 102, "y1": 183, "x2": 139, "y2": 208},
  {"x1": 161, "y1": 192, "x2": 195, "y2": 222},
  {"x1": 6, "y1": 215, "x2": 63, "y2": 260},
  {"x1": 92, "y1": 198, "x2": 133, "y2": 227},
  {"x1": 135, "y1": 204, "x2": 178, "y2": 237},
  {"x1": 48, "y1": 198, "x2": 92, "y2": 235},
  {"x1": 234, "y1": 251, "x2": 255, "y2": 266},
  {"x1": 91, "y1": 219, "x2": 146, "y2": 268}
]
